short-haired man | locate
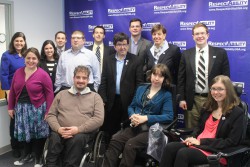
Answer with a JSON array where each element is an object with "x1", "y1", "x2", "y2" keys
[
  {"x1": 128, "y1": 18, "x2": 151, "y2": 58},
  {"x1": 45, "y1": 65, "x2": 104, "y2": 167},
  {"x1": 178, "y1": 23, "x2": 230, "y2": 128},
  {"x1": 87, "y1": 25, "x2": 115, "y2": 73},
  {"x1": 55, "y1": 31, "x2": 67, "y2": 56},
  {"x1": 55, "y1": 30, "x2": 100, "y2": 92},
  {"x1": 98, "y1": 32, "x2": 144, "y2": 137}
]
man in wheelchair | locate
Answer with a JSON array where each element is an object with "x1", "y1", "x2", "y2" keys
[{"x1": 44, "y1": 65, "x2": 104, "y2": 167}]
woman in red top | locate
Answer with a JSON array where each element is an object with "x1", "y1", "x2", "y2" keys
[
  {"x1": 8, "y1": 47, "x2": 54, "y2": 167},
  {"x1": 159, "y1": 75, "x2": 244, "y2": 167}
]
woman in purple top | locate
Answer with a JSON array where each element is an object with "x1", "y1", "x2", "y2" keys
[
  {"x1": 8, "y1": 47, "x2": 54, "y2": 167},
  {"x1": 0, "y1": 32, "x2": 26, "y2": 158}
]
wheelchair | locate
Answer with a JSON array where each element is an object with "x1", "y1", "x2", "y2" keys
[{"x1": 42, "y1": 130, "x2": 107, "y2": 167}]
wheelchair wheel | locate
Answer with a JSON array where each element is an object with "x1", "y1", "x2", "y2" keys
[
  {"x1": 79, "y1": 152, "x2": 95, "y2": 167},
  {"x1": 93, "y1": 131, "x2": 107, "y2": 162},
  {"x1": 42, "y1": 138, "x2": 50, "y2": 164}
]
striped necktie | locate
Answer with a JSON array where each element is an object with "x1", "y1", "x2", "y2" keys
[
  {"x1": 96, "y1": 46, "x2": 101, "y2": 64},
  {"x1": 197, "y1": 49, "x2": 206, "y2": 91}
]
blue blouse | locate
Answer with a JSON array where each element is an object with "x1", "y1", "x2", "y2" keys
[
  {"x1": 128, "y1": 84, "x2": 173, "y2": 126},
  {"x1": 1, "y1": 51, "x2": 25, "y2": 90}
]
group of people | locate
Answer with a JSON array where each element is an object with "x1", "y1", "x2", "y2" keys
[{"x1": 0, "y1": 17, "x2": 245, "y2": 167}]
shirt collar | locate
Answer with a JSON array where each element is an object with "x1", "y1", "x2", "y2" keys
[
  {"x1": 196, "y1": 44, "x2": 208, "y2": 53},
  {"x1": 68, "y1": 86, "x2": 91, "y2": 95}
]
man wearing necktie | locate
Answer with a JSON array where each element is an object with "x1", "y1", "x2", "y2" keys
[
  {"x1": 55, "y1": 31, "x2": 67, "y2": 56},
  {"x1": 87, "y1": 26, "x2": 115, "y2": 74},
  {"x1": 178, "y1": 23, "x2": 230, "y2": 128}
]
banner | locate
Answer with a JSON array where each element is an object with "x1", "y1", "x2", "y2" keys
[{"x1": 65, "y1": 0, "x2": 250, "y2": 107}]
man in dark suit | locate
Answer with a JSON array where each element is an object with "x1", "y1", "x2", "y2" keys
[
  {"x1": 128, "y1": 18, "x2": 151, "y2": 58},
  {"x1": 98, "y1": 32, "x2": 144, "y2": 137},
  {"x1": 87, "y1": 25, "x2": 115, "y2": 74},
  {"x1": 178, "y1": 23, "x2": 230, "y2": 128},
  {"x1": 55, "y1": 31, "x2": 67, "y2": 56}
]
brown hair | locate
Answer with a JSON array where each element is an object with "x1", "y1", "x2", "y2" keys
[
  {"x1": 151, "y1": 24, "x2": 167, "y2": 35},
  {"x1": 192, "y1": 23, "x2": 209, "y2": 35},
  {"x1": 9, "y1": 32, "x2": 27, "y2": 55},
  {"x1": 23, "y1": 47, "x2": 41, "y2": 61},
  {"x1": 203, "y1": 75, "x2": 240, "y2": 115},
  {"x1": 147, "y1": 64, "x2": 172, "y2": 89},
  {"x1": 73, "y1": 65, "x2": 90, "y2": 77}
]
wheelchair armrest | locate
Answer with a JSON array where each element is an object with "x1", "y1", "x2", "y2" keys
[
  {"x1": 176, "y1": 128, "x2": 193, "y2": 135},
  {"x1": 218, "y1": 146, "x2": 250, "y2": 157}
]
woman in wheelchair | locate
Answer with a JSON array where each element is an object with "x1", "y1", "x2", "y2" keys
[
  {"x1": 159, "y1": 75, "x2": 245, "y2": 167},
  {"x1": 100, "y1": 63, "x2": 174, "y2": 167}
]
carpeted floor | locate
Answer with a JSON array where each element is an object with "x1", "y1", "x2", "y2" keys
[{"x1": 0, "y1": 151, "x2": 34, "y2": 167}]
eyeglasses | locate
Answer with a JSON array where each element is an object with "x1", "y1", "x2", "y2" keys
[
  {"x1": 210, "y1": 88, "x2": 225, "y2": 92},
  {"x1": 116, "y1": 44, "x2": 128, "y2": 47},
  {"x1": 71, "y1": 37, "x2": 84, "y2": 40},
  {"x1": 193, "y1": 32, "x2": 207, "y2": 36}
]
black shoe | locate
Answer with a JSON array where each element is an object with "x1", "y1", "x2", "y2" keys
[
  {"x1": 14, "y1": 154, "x2": 34, "y2": 166},
  {"x1": 12, "y1": 149, "x2": 21, "y2": 158}
]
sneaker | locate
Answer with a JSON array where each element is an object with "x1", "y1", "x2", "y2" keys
[
  {"x1": 34, "y1": 157, "x2": 43, "y2": 167},
  {"x1": 14, "y1": 154, "x2": 34, "y2": 166}
]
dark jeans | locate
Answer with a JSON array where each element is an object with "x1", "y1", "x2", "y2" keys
[
  {"x1": 45, "y1": 131, "x2": 94, "y2": 167},
  {"x1": 159, "y1": 142, "x2": 208, "y2": 167},
  {"x1": 102, "y1": 127, "x2": 148, "y2": 167}
]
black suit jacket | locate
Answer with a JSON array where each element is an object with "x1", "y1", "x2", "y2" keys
[
  {"x1": 192, "y1": 106, "x2": 244, "y2": 153},
  {"x1": 98, "y1": 52, "x2": 144, "y2": 120},
  {"x1": 87, "y1": 44, "x2": 115, "y2": 72},
  {"x1": 146, "y1": 44, "x2": 181, "y2": 84},
  {"x1": 177, "y1": 45, "x2": 230, "y2": 110}
]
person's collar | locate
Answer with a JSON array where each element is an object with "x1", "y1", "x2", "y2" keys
[
  {"x1": 70, "y1": 46, "x2": 85, "y2": 54},
  {"x1": 196, "y1": 44, "x2": 208, "y2": 53},
  {"x1": 94, "y1": 42, "x2": 104, "y2": 47},
  {"x1": 131, "y1": 35, "x2": 141, "y2": 44},
  {"x1": 115, "y1": 53, "x2": 127, "y2": 61},
  {"x1": 68, "y1": 86, "x2": 91, "y2": 95},
  {"x1": 153, "y1": 40, "x2": 169, "y2": 53},
  {"x1": 57, "y1": 46, "x2": 65, "y2": 51}
]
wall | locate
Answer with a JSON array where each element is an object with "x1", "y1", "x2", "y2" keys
[
  {"x1": 12, "y1": 0, "x2": 64, "y2": 49},
  {"x1": 0, "y1": 0, "x2": 64, "y2": 153}
]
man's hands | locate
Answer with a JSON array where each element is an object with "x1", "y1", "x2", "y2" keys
[{"x1": 57, "y1": 126, "x2": 79, "y2": 139}]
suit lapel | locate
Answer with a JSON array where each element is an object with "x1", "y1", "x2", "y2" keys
[
  {"x1": 136, "y1": 39, "x2": 143, "y2": 55},
  {"x1": 208, "y1": 46, "x2": 215, "y2": 75},
  {"x1": 158, "y1": 49, "x2": 169, "y2": 63},
  {"x1": 189, "y1": 48, "x2": 196, "y2": 75},
  {"x1": 120, "y1": 53, "x2": 131, "y2": 82},
  {"x1": 128, "y1": 38, "x2": 132, "y2": 53},
  {"x1": 111, "y1": 55, "x2": 117, "y2": 82}
]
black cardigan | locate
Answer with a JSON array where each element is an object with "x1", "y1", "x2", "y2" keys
[{"x1": 191, "y1": 106, "x2": 244, "y2": 153}]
